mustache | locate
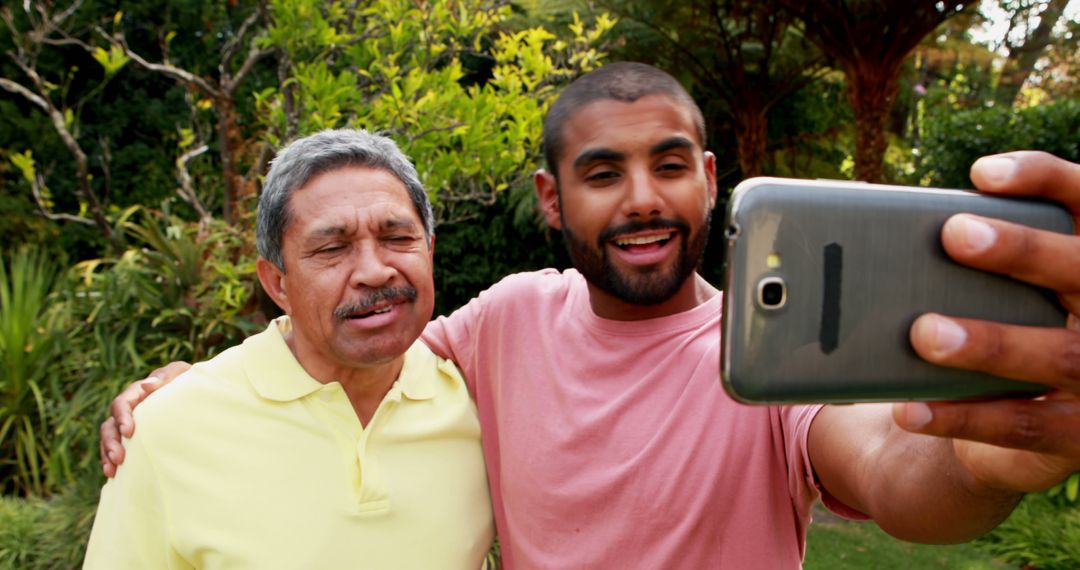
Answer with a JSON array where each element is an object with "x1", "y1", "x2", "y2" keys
[
  {"x1": 333, "y1": 286, "x2": 418, "y2": 319},
  {"x1": 597, "y1": 218, "x2": 688, "y2": 246}
]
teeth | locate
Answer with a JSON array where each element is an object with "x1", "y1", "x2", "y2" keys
[
  {"x1": 615, "y1": 233, "x2": 672, "y2": 246},
  {"x1": 349, "y1": 306, "x2": 393, "y2": 319}
]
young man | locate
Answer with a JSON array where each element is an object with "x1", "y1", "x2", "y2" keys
[
  {"x1": 85, "y1": 130, "x2": 493, "y2": 568},
  {"x1": 102, "y1": 63, "x2": 1080, "y2": 568}
]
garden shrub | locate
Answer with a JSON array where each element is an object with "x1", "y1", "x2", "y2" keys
[
  {"x1": 0, "y1": 474, "x2": 101, "y2": 569},
  {"x1": 0, "y1": 495, "x2": 46, "y2": 568},
  {"x1": 0, "y1": 248, "x2": 68, "y2": 496},
  {"x1": 918, "y1": 99, "x2": 1080, "y2": 188},
  {"x1": 978, "y1": 491, "x2": 1080, "y2": 570}
]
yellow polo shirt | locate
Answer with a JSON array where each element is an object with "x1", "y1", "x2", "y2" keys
[{"x1": 84, "y1": 317, "x2": 493, "y2": 569}]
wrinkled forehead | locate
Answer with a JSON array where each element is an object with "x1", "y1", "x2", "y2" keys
[{"x1": 287, "y1": 167, "x2": 421, "y2": 235}]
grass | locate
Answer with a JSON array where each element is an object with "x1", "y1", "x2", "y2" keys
[{"x1": 804, "y1": 504, "x2": 1015, "y2": 570}]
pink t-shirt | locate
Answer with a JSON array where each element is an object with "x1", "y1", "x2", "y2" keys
[{"x1": 423, "y1": 269, "x2": 845, "y2": 569}]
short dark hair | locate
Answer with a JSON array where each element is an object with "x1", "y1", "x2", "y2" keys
[
  {"x1": 542, "y1": 62, "x2": 706, "y2": 178},
  {"x1": 257, "y1": 129, "x2": 434, "y2": 271}
]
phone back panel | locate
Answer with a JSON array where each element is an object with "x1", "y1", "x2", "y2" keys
[{"x1": 721, "y1": 178, "x2": 1074, "y2": 403}]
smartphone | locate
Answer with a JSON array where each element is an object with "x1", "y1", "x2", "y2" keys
[{"x1": 721, "y1": 177, "x2": 1073, "y2": 404}]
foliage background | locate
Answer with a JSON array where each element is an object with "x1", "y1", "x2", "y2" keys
[{"x1": 1, "y1": 0, "x2": 1078, "y2": 567}]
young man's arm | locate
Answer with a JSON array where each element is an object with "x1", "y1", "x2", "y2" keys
[
  {"x1": 811, "y1": 151, "x2": 1080, "y2": 542},
  {"x1": 809, "y1": 403, "x2": 1023, "y2": 542},
  {"x1": 99, "y1": 361, "x2": 191, "y2": 476},
  {"x1": 100, "y1": 286, "x2": 496, "y2": 476}
]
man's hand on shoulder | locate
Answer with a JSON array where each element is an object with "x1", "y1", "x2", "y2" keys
[
  {"x1": 100, "y1": 361, "x2": 192, "y2": 477},
  {"x1": 898, "y1": 151, "x2": 1080, "y2": 494}
]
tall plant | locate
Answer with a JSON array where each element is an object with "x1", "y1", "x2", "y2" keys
[
  {"x1": 0, "y1": 248, "x2": 65, "y2": 496},
  {"x1": 255, "y1": 0, "x2": 614, "y2": 225}
]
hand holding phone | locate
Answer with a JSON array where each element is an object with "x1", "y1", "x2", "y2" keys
[
  {"x1": 893, "y1": 151, "x2": 1080, "y2": 496},
  {"x1": 721, "y1": 176, "x2": 1073, "y2": 404}
]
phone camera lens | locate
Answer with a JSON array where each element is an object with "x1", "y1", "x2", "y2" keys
[{"x1": 758, "y1": 277, "x2": 786, "y2": 309}]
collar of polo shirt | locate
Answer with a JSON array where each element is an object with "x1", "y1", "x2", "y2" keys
[{"x1": 242, "y1": 316, "x2": 439, "y2": 403}]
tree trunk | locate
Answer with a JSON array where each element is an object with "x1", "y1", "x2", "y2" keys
[
  {"x1": 778, "y1": 0, "x2": 969, "y2": 183},
  {"x1": 848, "y1": 62, "x2": 900, "y2": 183},
  {"x1": 734, "y1": 108, "x2": 769, "y2": 178}
]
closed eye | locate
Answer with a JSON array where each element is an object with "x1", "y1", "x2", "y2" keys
[
  {"x1": 383, "y1": 235, "x2": 423, "y2": 249},
  {"x1": 585, "y1": 169, "x2": 621, "y2": 184},
  {"x1": 657, "y1": 161, "x2": 689, "y2": 174}
]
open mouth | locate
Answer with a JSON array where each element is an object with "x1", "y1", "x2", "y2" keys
[
  {"x1": 335, "y1": 286, "x2": 418, "y2": 322},
  {"x1": 611, "y1": 230, "x2": 676, "y2": 251},
  {"x1": 346, "y1": 304, "x2": 395, "y2": 319}
]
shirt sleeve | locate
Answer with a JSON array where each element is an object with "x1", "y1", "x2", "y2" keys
[
  {"x1": 83, "y1": 431, "x2": 190, "y2": 569},
  {"x1": 422, "y1": 293, "x2": 486, "y2": 394},
  {"x1": 779, "y1": 403, "x2": 869, "y2": 521}
]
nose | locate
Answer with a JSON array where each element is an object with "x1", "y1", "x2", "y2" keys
[
  {"x1": 622, "y1": 168, "x2": 664, "y2": 219},
  {"x1": 347, "y1": 242, "x2": 396, "y2": 289}
]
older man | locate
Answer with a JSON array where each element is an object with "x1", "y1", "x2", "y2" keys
[{"x1": 84, "y1": 130, "x2": 493, "y2": 568}]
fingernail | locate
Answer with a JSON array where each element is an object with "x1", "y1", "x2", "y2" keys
[
  {"x1": 927, "y1": 315, "x2": 967, "y2": 354},
  {"x1": 951, "y1": 215, "x2": 996, "y2": 253},
  {"x1": 902, "y1": 403, "x2": 934, "y2": 429},
  {"x1": 975, "y1": 156, "x2": 1017, "y2": 184}
]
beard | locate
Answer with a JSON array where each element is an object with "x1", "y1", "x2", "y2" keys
[{"x1": 561, "y1": 212, "x2": 711, "y2": 306}]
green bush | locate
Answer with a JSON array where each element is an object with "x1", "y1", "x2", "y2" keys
[
  {"x1": 0, "y1": 248, "x2": 68, "y2": 496},
  {"x1": 0, "y1": 475, "x2": 101, "y2": 569},
  {"x1": 0, "y1": 495, "x2": 46, "y2": 568},
  {"x1": 917, "y1": 99, "x2": 1080, "y2": 188},
  {"x1": 0, "y1": 208, "x2": 266, "y2": 499},
  {"x1": 0, "y1": 211, "x2": 266, "y2": 564},
  {"x1": 46, "y1": 209, "x2": 265, "y2": 489},
  {"x1": 977, "y1": 492, "x2": 1080, "y2": 570}
]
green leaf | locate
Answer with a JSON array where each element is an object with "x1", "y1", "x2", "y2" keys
[
  {"x1": 91, "y1": 45, "x2": 130, "y2": 77},
  {"x1": 9, "y1": 151, "x2": 36, "y2": 184},
  {"x1": 178, "y1": 128, "x2": 196, "y2": 149}
]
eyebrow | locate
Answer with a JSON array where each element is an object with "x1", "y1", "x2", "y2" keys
[
  {"x1": 305, "y1": 217, "x2": 420, "y2": 241},
  {"x1": 380, "y1": 218, "x2": 421, "y2": 233},
  {"x1": 650, "y1": 136, "x2": 695, "y2": 155},
  {"x1": 308, "y1": 225, "x2": 347, "y2": 240},
  {"x1": 571, "y1": 136, "x2": 697, "y2": 170},
  {"x1": 573, "y1": 148, "x2": 626, "y2": 169}
]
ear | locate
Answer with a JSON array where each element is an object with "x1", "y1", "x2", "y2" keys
[
  {"x1": 427, "y1": 234, "x2": 436, "y2": 263},
  {"x1": 703, "y1": 151, "x2": 719, "y2": 209},
  {"x1": 534, "y1": 169, "x2": 562, "y2": 230},
  {"x1": 257, "y1": 257, "x2": 292, "y2": 315}
]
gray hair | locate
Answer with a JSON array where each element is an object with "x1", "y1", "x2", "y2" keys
[{"x1": 256, "y1": 129, "x2": 435, "y2": 270}]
